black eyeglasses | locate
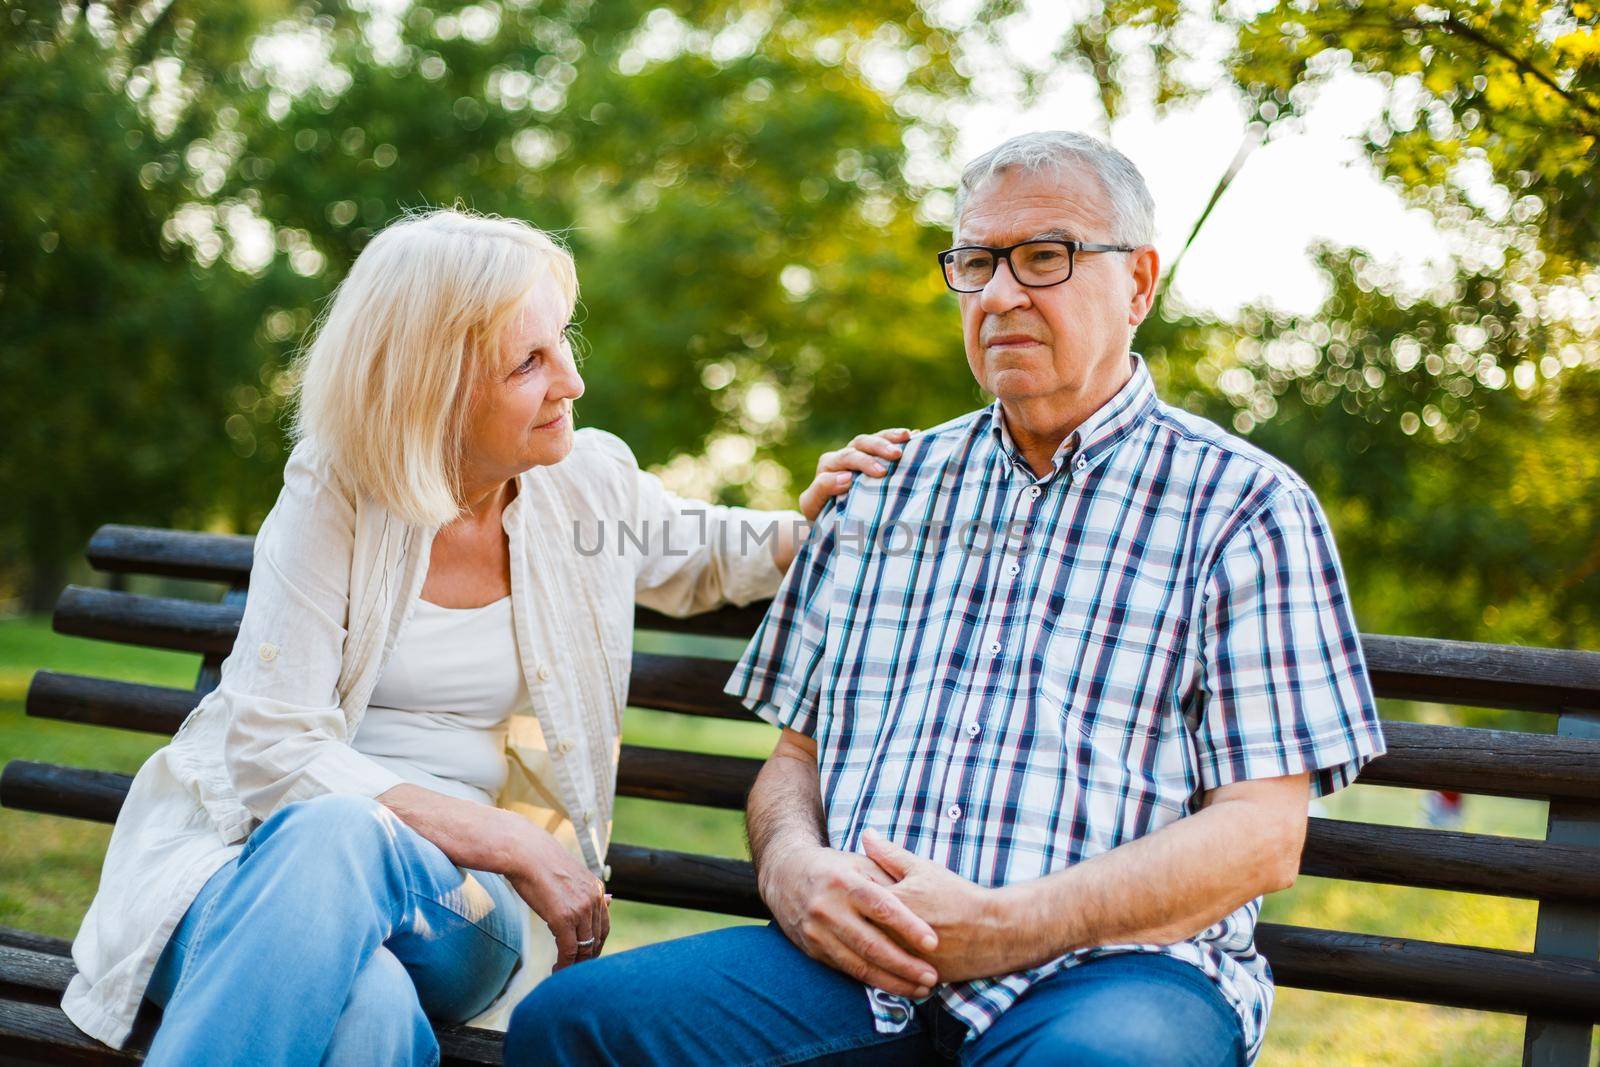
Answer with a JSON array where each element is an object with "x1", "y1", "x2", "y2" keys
[{"x1": 937, "y1": 239, "x2": 1136, "y2": 293}]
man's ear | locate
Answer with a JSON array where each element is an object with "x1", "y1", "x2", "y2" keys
[{"x1": 1127, "y1": 245, "x2": 1161, "y2": 327}]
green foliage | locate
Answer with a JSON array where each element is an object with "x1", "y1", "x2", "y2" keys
[
  {"x1": 0, "y1": 0, "x2": 305, "y2": 605},
  {"x1": 1, "y1": 0, "x2": 980, "y2": 603},
  {"x1": 1060, "y1": 0, "x2": 1600, "y2": 648},
  {"x1": 2, "y1": 0, "x2": 1595, "y2": 653}
]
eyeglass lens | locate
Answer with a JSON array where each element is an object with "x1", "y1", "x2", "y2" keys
[{"x1": 944, "y1": 242, "x2": 1074, "y2": 291}]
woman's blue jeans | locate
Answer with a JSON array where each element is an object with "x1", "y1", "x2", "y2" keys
[
  {"x1": 507, "y1": 922, "x2": 1246, "y2": 1067},
  {"x1": 143, "y1": 793, "x2": 523, "y2": 1067}
]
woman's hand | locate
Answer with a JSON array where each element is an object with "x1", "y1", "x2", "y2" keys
[
  {"x1": 797, "y1": 428, "x2": 913, "y2": 522},
  {"x1": 503, "y1": 825, "x2": 610, "y2": 970}
]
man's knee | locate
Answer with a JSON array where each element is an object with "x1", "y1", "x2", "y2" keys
[
  {"x1": 505, "y1": 961, "x2": 615, "y2": 1066},
  {"x1": 977, "y1": 958, "x2": 1242, "y2": 1067},
  {"x1": 325, "y1": 949, "x2": 435, "y2": 1067}
]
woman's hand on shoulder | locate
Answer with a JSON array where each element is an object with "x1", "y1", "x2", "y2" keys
[{"x1": 797, "y1": 428, "x2": 913, "y2": 522}]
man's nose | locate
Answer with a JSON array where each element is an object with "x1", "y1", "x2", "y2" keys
[{"x1": 978, "y1": 256, "x2": 1031, "y2": 315}]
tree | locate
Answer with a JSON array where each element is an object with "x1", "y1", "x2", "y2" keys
[
  {"x1": 0, "y1": 0, "x2": 300, "y2": 608},
  {"x1": 1, "y1": 0, "x2": 983, "y2": 605},
  {"x1": 1029, "y1": 0, "x2": 1600, "y2": 646}
]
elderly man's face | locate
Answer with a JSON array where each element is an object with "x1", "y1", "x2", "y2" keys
[{"x1": 956, "y1": 166, "x2": 1153, "y2": 420}]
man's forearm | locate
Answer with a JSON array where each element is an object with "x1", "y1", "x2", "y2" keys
[
  {"x1": 746, "y1": 731, "x2": 828, "y2": 879},
  {"x1": 994, "y1": 776, "x2": 1307, "y2": 972}
]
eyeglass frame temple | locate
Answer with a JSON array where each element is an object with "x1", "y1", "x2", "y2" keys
[{"x1": 935, "y1": 239, "x2": 1138, "y2": 293}]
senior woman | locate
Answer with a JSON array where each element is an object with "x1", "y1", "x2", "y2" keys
[{"x1": 62, "y1": 208, "x2": 908, "y2": 1065}]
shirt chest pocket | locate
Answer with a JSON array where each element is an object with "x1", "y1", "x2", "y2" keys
[{"x1": 1034, "y1": 579, "x2": 1191, "y2": 744}]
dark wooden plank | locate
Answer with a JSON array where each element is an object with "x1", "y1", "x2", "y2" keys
[
  {"x1": 25, "y1": 674, "x2": 198, "y2": 736},
  {"x1": 617, "y1": 746, "x2": 761, "y2": 810},
  {"x1": 52, "y1": 587, "x2": 237, "y2": 657},
  {"x1": 0, "y1": 763, "x2": 130, "y2": 824},
  {"x1": 605, "y1": 843, "x2": 767, "y2": 918},
  {"x1": 53, "y1": 571, "x2": 1600, "y2": 713},
  {"x1": 0, "y1": 929, "x2": 70, "y2": 958},
  {"x1": 627, "y1": 653, "x2": 750, "y2": 720},
  {"x1": 1299, "y1": 818, "x2": 1600, "y2": 903},
  {"x1": 0, "y1": 945, "x2": 77, "y2": 1002},
  {"x1": 0, "y1": 999, "x2": 144, "y2": 1064},
  {"x1": 31, "y1": 667, "x2": 1600, "y2": 806},
  {"x1": 14, "y1": 758, "x2": 1600, "y2": 906},
  {"x1": 86, "y1": 525, "x2": 253, "y2": 585},
  {"x1": 1362, "y1": 634, "x2": 1600, "y2": 713},
  {"x1": 1363, "y1": 721, "x2": 1600, "y2": 802},
  {"x1": 1255, "y1": 924, "x2": 1600, "y2": 1021},
  {"x1": 634, "y1": 604, "x2": 771, "y2": 640}
]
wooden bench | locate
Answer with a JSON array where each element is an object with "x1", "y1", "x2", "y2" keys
[{"x1": 4, "y1": 523, "x2": 1600, "y2": 1065}]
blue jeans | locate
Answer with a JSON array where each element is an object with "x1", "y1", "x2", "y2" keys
[
  {"x1": 506, "y1": 923, "x2": 1245, "y2": 1067},
  {"x1": 144, "y1": 793, "x2": 523, "y2": 1067}
]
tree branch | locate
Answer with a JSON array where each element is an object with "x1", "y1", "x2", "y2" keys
[
  {"x1": 1152, "y1": 126, "x2": 1264, "y2": 318},
  {"x1": 1384, "y1": 12, "x2": 1600, "y2": 125}
]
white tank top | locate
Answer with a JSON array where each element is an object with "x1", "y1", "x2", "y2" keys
[{"x1": 353, "y1": 595, "x2": 525, "y2": 805}]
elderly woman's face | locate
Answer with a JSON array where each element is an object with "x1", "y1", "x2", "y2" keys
[{"x1": 463, "y1": 280, "x2": 585, "y2": 484}]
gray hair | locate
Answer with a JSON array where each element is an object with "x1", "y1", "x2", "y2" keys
[{"x1": 954, "y1": 131, "x2": 1156, "y2": 245}]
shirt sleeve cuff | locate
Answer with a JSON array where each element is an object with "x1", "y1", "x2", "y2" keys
[
  {"x1": 283, "y1": 744, "x2": 409, "y2": 808},
  {"x1": 1198, "y1": 725, "x2": 1387, "y2": 798}
]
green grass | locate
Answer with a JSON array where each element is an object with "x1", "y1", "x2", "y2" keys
[{"x1": 0, "y1": 614, "x2": 1578, "y2": 1064}]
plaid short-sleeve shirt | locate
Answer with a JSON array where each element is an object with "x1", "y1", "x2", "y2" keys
[{"x1": 727, "y1": 355, "x2": 1384, "y2": 1063}]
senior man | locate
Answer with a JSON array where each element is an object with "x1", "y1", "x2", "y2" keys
[{"x1": 506, "y1": 131, "x2": 1385, "y2": 1067}]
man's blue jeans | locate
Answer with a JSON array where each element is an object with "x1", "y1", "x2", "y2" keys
[
  {"x1": 143, "y1": 793, "x2": 523, "y2": 1067},
  {"x1": 506, "y1": 922, "x2": 1245, "y2": 1066}
]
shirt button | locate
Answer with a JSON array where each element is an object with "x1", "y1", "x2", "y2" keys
[
  {"x1": 947, "y1": 804, "x2": 962, "y2": 821},
  {"x1": 988, "y1": 641, "x2": 1001, "y2": 655},
  {"x1": 257, "y1": 643, "x2": 278, "y2": 663},
  {"x1": 1007, "y1": 562, "x2": 1021, "y2": 577},
  {"x1": 1075, "y1": 456, "x2": 1087, "y2": 472},
  {"x1": 601, "y1": 864, "x2": 613, "y2": 882},
  {"x1": 965, "y1": 721, "x2": 981, "y2": 739},
  {"x1": 555, "y1": 739, "x2": 574, "y2": 756},
  {"x1": 576, "y1": 808, "x2": 592, "y2": 827},
  {"x1": 536, "y1": 663, "x2": 551, "y2": 682},
  {"x1": 1026, "y1": 486, "x2": 1041, "y2": 499}
]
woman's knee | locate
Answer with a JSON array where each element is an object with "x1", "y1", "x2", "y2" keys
[
  {"x1": 324, "y1": 949, "x2": 436, "y2": 1067},
  {"x1": 254, "y1": 793, "x2": 397, "y2": 860}
]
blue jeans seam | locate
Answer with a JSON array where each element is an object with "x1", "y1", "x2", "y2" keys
[
  {"x1": 163, "y1": 884, "x2": 227, "y2": 1007},
  {"x1": 409, "y1": 890, "x2": 522, "y2": 956},
  {"x1": 746, "y1": 1025, "x2": 921, "y2": 1067}
]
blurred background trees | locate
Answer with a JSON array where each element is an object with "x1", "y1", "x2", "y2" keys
[{"x1": 1, "y1": 0, "x2": 1595, "y2": 650}]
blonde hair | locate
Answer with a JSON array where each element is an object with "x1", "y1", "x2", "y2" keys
[{"x1": 291, "y1": 207, "x2": 578, "y2": 526}]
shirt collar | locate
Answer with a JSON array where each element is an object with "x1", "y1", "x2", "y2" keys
[{"x1": 986, "y1": 352, "x2": 1157, "y2": 481}]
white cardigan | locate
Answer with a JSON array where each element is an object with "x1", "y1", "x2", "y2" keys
[{"x1": 64, "y1": 428, "x2": 791, "y2": 1048}]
